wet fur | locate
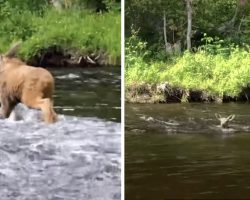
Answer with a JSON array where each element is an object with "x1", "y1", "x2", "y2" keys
[{"x1": 0, "y1": 45, "x2": 57, "y2": 123}]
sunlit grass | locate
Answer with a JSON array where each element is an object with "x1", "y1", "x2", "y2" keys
[
  {"x1": 126, "y1": 48, "x2": 250, "y2": 96},
  {"x1": 0, "y1": 8, "x2": 120, "y2": 63}
]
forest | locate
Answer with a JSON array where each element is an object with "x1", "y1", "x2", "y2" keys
[
  {"x1": 0, "y1": 0, "x2": 121, "y2": 66},
  {"x1": 125, "y1": 0, "x2": 250, "y2": 102}
]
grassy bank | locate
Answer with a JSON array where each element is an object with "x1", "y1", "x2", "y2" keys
[
  {"x1": 126, "y1": 35, "x2": 250, "y2": 99},
  {"x1": 0, "y1": 7, "x2": 120, "y2": 65}
]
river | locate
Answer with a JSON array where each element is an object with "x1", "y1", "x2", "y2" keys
[
  {"x1": 126, "y1": 103, "x2": 250, "y2": 199},
  {"x1": 0, "y1": 67, "x2": 121, "y2": 200}
]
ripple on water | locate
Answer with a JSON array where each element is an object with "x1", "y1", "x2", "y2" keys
[{"x1": 0, "y1": 107, "x2": 121, "y2": 200}]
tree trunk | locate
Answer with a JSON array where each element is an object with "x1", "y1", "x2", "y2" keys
[
  {"x1": 163, "y1": 11, "x2": 168, "y2": 53},
  {"x1": 163, "y1": 11, "x2": 173, "y2": 54},
  {"x1": 186, "y1": 0, "x2": 192, "y2": 51}
]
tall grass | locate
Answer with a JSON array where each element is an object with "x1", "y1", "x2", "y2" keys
[
  {"x1": 160, "y1": 49, "x2": 250, "y2": 96},
  {"x1": 126, "y1": 33, "x2": 250, "y2": 96},
  {"x1": 0, "y1": 7, "x2": 120, "y2": 63}
]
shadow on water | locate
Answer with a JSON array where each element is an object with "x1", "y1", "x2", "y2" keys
[
  {"x1": 0, "y1": 67, "x2": 121, "y2": 200},
  {"x1": 126, "y1": 103, "x2": 250, "y2": 200}
]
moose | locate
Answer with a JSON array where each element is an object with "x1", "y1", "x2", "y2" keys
[
  {"x1": 0, "y1": 43, "x2": 57, "y2": 123},
  {"x1": 215, "y1": 113, "x2": 235, "y2": 128}
]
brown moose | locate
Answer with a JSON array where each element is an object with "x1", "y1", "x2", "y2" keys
[{"x1": 0, "y1": 43, "x2": 57, "y2": 123}]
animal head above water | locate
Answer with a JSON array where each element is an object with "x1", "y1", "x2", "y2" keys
[{"x1": 215, "y1": 113, "x2": 235, "y2": 128}]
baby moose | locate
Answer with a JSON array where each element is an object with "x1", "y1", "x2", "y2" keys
[
  {"x1": 0, "y1": 43, "x2": 57, "y2": 123},
  {"x1": 215, "y1": 113, "x2": 235, "y2": 128}
]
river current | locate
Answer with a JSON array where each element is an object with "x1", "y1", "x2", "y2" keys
[{"x1": 0, "y1": 67, "x2": 121, "y2": 200}]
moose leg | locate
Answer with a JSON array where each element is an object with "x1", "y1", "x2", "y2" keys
[
  {"x1": 0, "y1": 97, "x2": 16, "y2": 118},
  {"x1": 38, "y1": 98, "x2": 57, "y2": 123},
  {"x1": 23, "y1": 96, "x2": 57, "y2": 123}
]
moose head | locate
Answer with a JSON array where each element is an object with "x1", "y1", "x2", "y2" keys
[{"x1": 215, "y1": 113, "x2": 235, "y2": 128}]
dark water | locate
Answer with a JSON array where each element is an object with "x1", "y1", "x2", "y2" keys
[
  {"x1": 53, "y1": 66, "x2": 121, "y2": 122},
  {"x1": 0, "y1": 67, "x2": 121, "y2": 200},
  {"x1": 126, "y1": 103, "x2": 250, "y2": 200}
]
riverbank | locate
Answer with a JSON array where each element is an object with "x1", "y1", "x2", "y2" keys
[
  {"x1": 126, "y1": 48, "x2": 250, "y2": 103},
  {"x1": 0, "y1": 8, "x2": 120, "y2": 67},
  {"x1": 126, "y1": 82, "x2": 250, "y2": 103}
]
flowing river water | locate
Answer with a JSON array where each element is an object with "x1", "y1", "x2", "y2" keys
[
  {"x1": 126, "y1": 103, "x2": 250, "y2": 199},
  {"x1": 0, "y1": 67, "x2": 121, "y2": 200}
]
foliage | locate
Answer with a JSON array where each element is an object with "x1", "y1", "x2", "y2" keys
[
  {"x1": 126, "y1": 0, "x2": 250, "y2": 51},
  {"x1": 125, "y1": 0, "x2": 186, "y2": 45},
  {"x1": 103, "y1": 0, "x2": 120, "y2": 12},
  {"x1": 0, "y1": 0, "x2": 47, "y2": 14},
  {"x1": 126, "y1": 38, "x2": 250, "y2": 96},
  {"x1": 240, "y1": 15, "x2": 250, "y2": 44},
  {"x1": 0, "y1": 1, "x2": 120, "y2": 62},
  {"x1": 125, "y1": 31, "x2": 166, "y2": 84},
  {"x1": 197, "y1": 33, "x2": 247, "y2": 56},
  {"x1": 126, "y1": 0, "x2": 250, "y2": 97},
  {"x1": 160, "y1": 48, "x2": 250, "y2": 96},
  {"x1": 125, "y1": 29, "x2": 149, "y2": 62},
  {"x1": 0, "y1": 0, "x2": 120, "y2": 12},
  {"x1": 19, "y1": 9, "x2": 121, "y2": 60}
]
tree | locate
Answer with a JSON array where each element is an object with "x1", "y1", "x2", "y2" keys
[
  {"x1": 126, "y1": 0, "x2": 250, "y2": 55},
  {"x1": 186, "y1": 0, "x2": 192, "y2": 51}
]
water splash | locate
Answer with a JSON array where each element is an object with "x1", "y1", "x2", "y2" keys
[{"x1": 0, "y1": 104, "x2": 121, "y2": 200}]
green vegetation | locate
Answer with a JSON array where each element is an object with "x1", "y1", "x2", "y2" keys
[
  {"x1": 126, "y1": 0, "x2": 250, "y2": 99},
  {"x1": 0, "y1": 0, "x2": 120, "y2": 64},
  {"x1": 126, "y1": 32, "x2": 250, "y2": 96},
  {"x1": 18, "y1": 10, "x2": 121, "y2": 62},
  {"x1": 161, "y1": 49, "x2": 250, "y2": 97},
  {"x1": 126, "y1": 0, "x2": 250, "y2": 47}
]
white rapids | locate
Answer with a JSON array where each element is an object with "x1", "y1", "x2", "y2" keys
[{"x1": 0, "y1": 103, "x2": 121, "y2": 200}]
